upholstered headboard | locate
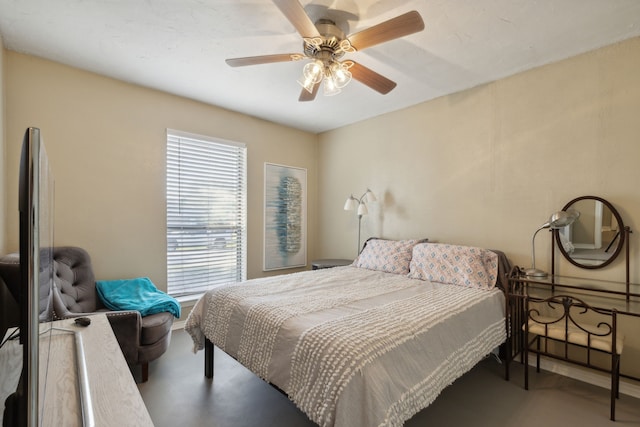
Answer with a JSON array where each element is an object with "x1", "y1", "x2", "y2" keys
[{"x1": 490, "y1": 249, "x2": 512, "y2": 292}]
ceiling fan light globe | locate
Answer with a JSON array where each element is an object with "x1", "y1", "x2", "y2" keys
[
  {"x1": 335, "y1": 70, "x2": 351, "y2": 88},
  {"x1": 302, "y1": 60, "x2": 323, "y2": 83},
  {"x1": 328, "y1": 61, "x2": 352, "y2": 88},
  {"x1": 323, "y1": 76, "x2": 341, "y2": 96},
  {"x1": 331, "y1": 62, "x2": 352, "y2": 88},
  {"x1": 297, "y1": 75, "x2": 316, "y2": 93}
]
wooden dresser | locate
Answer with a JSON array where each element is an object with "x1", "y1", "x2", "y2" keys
[{"x1": 1, "y1": 314, "x2": 153, "y2": 426}]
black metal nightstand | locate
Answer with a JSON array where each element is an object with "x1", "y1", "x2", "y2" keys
[{"x1": 311, "y1": 259, "x2": 353, "y2": 270}]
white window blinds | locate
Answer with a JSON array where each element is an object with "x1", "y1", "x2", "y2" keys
[{"x1": 166, "y1": 129, "x2": 247, "y2": 297}]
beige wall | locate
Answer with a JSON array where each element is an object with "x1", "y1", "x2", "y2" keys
[
  {"x1": 318, "y1": 37, "x2": 640, "y2": 377},
  {"x1": 319, "y1": 37, "x2": 640, "y2": 279},
  {"x1": 4, "y1": 52, "x2": 319, "y2": 291},
  {"x1": 3, "y1": 35, "x2": 640, "y2": 379}
]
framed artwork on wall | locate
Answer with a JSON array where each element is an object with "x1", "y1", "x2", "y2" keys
[{"x1": 263, "y1": 163, "x2": 307, "y2": 271}]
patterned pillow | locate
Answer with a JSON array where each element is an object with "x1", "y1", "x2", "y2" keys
[
  {"x1": 353, "y1": 239, "x2": 421, "y2": 275},
  {"x1": 408, "y1": 243, "x2": 498, "y2": 290}
]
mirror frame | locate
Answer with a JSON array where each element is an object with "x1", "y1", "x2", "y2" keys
[{"x1": 554, "y1": 195, "x2": 625, "y2": 269}]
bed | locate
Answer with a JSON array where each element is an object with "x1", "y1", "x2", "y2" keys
[{"x1": 185, "y1": 240, "x2": 512, "y2": 427}]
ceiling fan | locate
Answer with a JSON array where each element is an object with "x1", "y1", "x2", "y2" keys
[{"x1": 225, "y1": 0, "x2": 425, "y2": 101}]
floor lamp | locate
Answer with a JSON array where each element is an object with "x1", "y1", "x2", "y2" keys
[
  {"x1": 525, "y1": 209, "x2": 580, "y2": 277},
  {"x1": 344, "y1": 189, "x2": 376, "y2": 255}
]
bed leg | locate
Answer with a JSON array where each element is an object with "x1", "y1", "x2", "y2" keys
[{"x1": 205, "y1": 338, "x2": 214, "y2": 378}]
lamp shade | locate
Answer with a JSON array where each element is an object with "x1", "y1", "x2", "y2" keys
[
  {"x1": 364, "y1": 189, "x2": 377, "y2": 202},
  {"x1": 525, "y1": 209, "x2": 580, "y2": 277},
  {"x1": 547, "y1": 210, "x2": 578, "y2": 229},
  {"x1": 344, "y1": 196, "x2": 357, "y2": 211},
  {"x1": 357, "y1": 202, "x2": 368, "y2": 216}
]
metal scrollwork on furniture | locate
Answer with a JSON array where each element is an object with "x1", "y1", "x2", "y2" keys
[{"x1": 524, "y1": 293, "x2": 622, "y2": 421}]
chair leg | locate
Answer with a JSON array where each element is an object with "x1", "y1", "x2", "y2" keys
[
  {"x1": 141, "y1": 362, "x2": 149, "y2": 383},
  {"x1": 610, "y1": 354, "x2": 619, "y2": 421},
  {"x1": 524, "y1": 336, "x2": 530, "y2": 390},
  {"x1": 536, "y1": 336, "x2": 541, "y2": 373},
  {"x1": 616, "y1": 356, "x2": 621, "y2": 399},
  {"x1": 610, "y1": 373, "x2": 615, "y2": 421}
]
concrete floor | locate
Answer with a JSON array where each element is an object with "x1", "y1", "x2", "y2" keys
[{"x1": 138, "y1": 329, "x2": 640, "y2": 427}]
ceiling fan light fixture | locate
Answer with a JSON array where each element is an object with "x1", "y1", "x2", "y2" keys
[{"x1": 225, "y1": 5, "x2": 425, "y2": 102}]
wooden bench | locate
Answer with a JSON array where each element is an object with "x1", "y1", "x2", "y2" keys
[{"x1": 524, "y1": 294, "x2": 623, "y2": 421}]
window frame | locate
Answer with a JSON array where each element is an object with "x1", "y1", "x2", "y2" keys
[{"x1": 166, "y1": 129, "x2": 247, "y2": 298}]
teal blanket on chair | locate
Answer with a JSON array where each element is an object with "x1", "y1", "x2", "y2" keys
[{"x1": 96, "y1": 277, "x2": 181, "y2": 318}]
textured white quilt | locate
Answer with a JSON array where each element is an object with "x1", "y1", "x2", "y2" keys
[{"x1": 186, "y1": 266, "x2": 506, "y2": 427}]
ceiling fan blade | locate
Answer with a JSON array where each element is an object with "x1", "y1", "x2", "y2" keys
[
  {"x1": 350, "y1": 62, "x2": 397, "y2": 94},
  {"x1": 272, "y1": 0, "x2": 321, "y2": 38},
  {"x1": 299, "y1": 82, "x2": 320, "y2": 102},
  {"x1": 347, "y1": 11, "x2": 425, "y2": 51},
  {"x1": 225, "y1": 54, "x2": 302, "y2": 67}
]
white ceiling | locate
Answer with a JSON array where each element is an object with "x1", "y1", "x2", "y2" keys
[{"x1": 1, "y1": 0, "x2": 639, "y2": 134}]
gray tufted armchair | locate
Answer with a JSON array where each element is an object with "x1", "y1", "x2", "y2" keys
[{"x1": 0, "y1": 246, "x2": 174, "y2": 382}]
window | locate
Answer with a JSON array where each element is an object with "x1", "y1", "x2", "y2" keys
[{"x1": 166, "y1": 129, "x2": 247, "y2": 297}]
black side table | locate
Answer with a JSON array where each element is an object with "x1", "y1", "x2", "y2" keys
[{"x1": 311, "y1": 259, "x2": 353, "y2": 270}]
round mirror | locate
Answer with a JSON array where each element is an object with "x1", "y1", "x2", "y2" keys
[{"x1": 554, "y1": 196, "x2": 625, "y2": 269}]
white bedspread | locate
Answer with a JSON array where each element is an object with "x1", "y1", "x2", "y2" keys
[{"x1": 186, "y1": 266, "x2": 506, "y2": 427}]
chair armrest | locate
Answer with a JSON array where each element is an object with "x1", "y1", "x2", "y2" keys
[
  {"x1": 55, "y1": 309, "x2": 142, "y2": 364},
  {"x1": 105, "y1": 311, "x2": 143, "y2": 363},
  {"x1": 52, "y1": 284, "x2": 142, "y2": 364}
]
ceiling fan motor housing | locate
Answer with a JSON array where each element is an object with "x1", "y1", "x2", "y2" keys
[{"x1": 303, "y1": 19, "x2": 347, "y2": 60}]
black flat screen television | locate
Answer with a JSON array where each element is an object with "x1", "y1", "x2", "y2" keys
[{"x1": 2, "y1": 127, "x2": 55, "y2": 427}]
